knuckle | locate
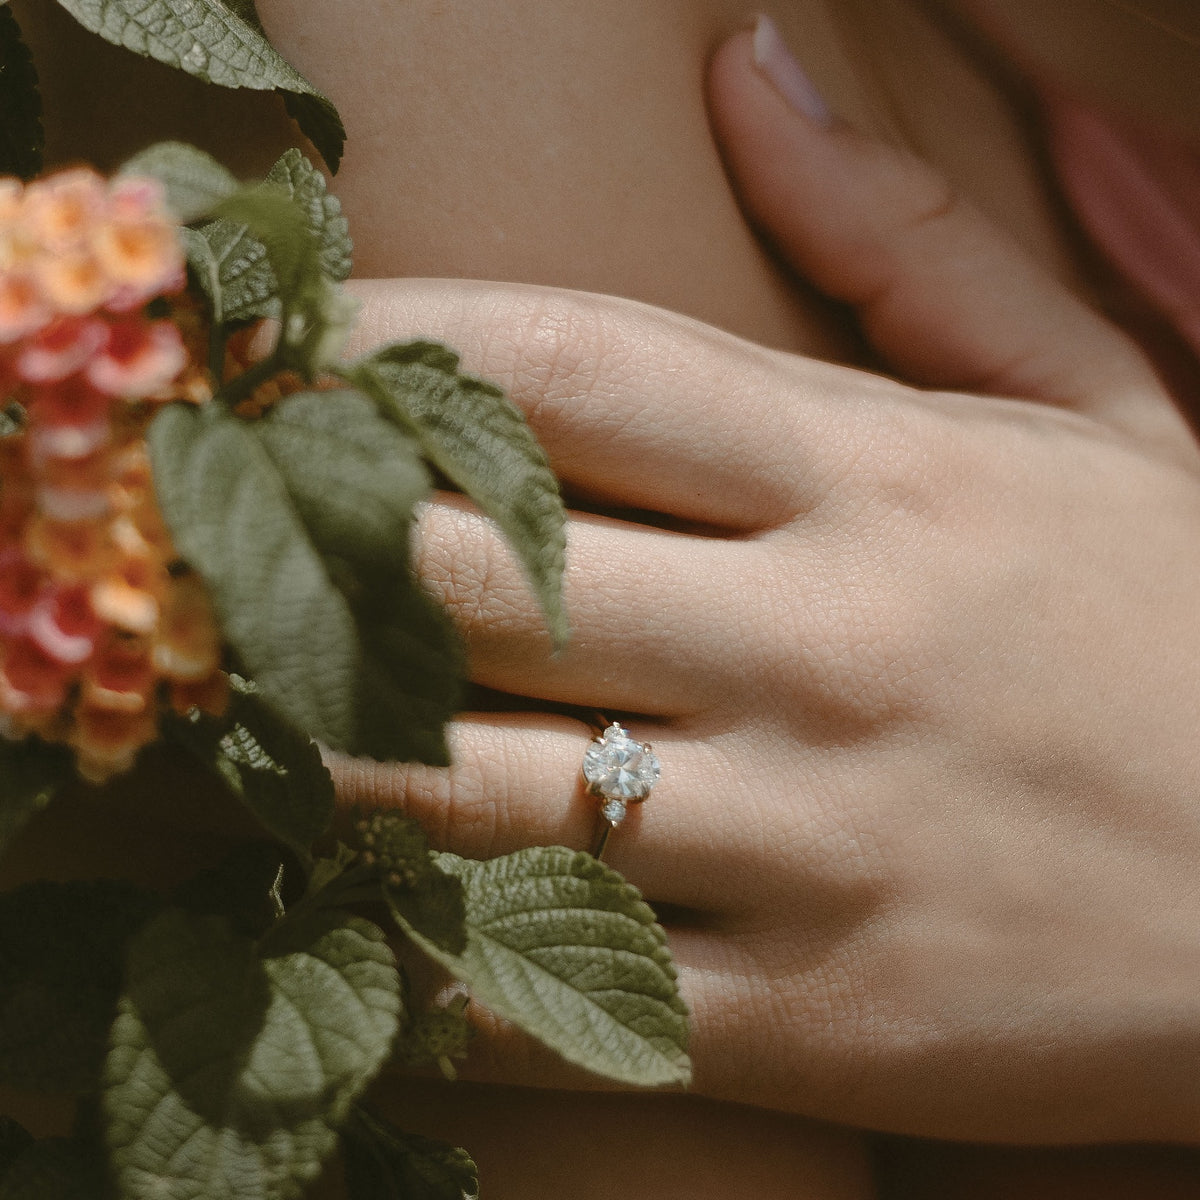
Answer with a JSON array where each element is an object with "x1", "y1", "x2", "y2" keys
[
  {"x1": 414, "y1": 502, "x2": 531, "y2": 637},
  {"x1": 483, "y1": 289, "x2": 634, "y2": 424},
  {"x1": 824, "y1": 393, "x2": 986, "y2": 535}
]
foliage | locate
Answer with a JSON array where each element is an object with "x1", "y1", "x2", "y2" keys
[
  {"x1": 0, "y1": 0, "x2": 340, "y2": 178},
  {"x1": 0, "y1": 37, "x2": 692, "y2": 1190}
]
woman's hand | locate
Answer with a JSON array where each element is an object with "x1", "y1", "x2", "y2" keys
[{"x1": 334, "y1": 28, "x2": 1200, "y2": 1145}]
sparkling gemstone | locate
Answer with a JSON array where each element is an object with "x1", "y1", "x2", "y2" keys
[
  {"x1": 582, "y1": 722, "x2": 660, "y2": 806},
  {"x1": 600, "y1": 797, "x2": 628, "y2": 826}
]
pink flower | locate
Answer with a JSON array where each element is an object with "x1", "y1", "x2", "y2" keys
[
  {"x1": 86, "y1": 319, "x2": 186, "y2": 398},
  {"x1": 16, "y1": 315, "x2": 109, "y2": 383},
  {"x1": 27, "y1": 582, "x2": 100, "y2": 665},
  {"x1": 0, "y1": 636, "x2": 73, "y2": 712}
]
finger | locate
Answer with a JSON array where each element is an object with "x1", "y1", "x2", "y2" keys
[
  {"x1": 706, "y1": 21, "x2": 1192, "y2": 450},
  {"x1": 345, "y1": 276, "x2": 862, "y2": 528},
  {"x1": 329, "y1": 711, "x2": 743, "y2": 907},
  {"x1": 415, "y1": 493, "x2": 790, "y2": 716}
]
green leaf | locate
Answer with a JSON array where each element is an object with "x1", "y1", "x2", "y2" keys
[
  {"x1": 353, "y1": 343, "x2": 568, "y2": 646},
  {"x1": 305, "y1": 840, "x2": 358, "y2": 897},
  {"x1": 0, "y1": 1137, "x2": 105, "y2": 1200},
  {"x1": 396, "y1": 847, "x2": 691, "y2": 1088},
  {"x1": 0, "y1": 736, "x2": 73, "y2": 859},
  {"x1": 170, "y1": 841, "x2": 286, "y2": 937},
  {"x1": 186, "y1": 217, "x2": 273, "y2": 324},
  {"x1": 0, "y1": 402, "x2": 25, "y2": 437},
  {"x1": 167, "y1": 678, "x2": 335, "y2": 862},
  {"x1": 357, "y1": 812, "x2": 467, "y2": 955},
  {"x1": 0, "y1": 880, "x2": 160, "y2": 1093},
  {"x1": 267, "y1": 149, "x2": 352, "y2": 283},
  {"x1": 53, "y1": 0, "x2": 345, "y2": 171},
  {"x1": 104, "y1": 907, "x2": 401, "y2": 1200},
  {"x1": 212, "y1": 187, "x2": 316, "y2": 320},
  {"x1": 343, "y1": 1106, "x2": 478, "y2": 1200},
  {"x1": 148, "y1": 394, "x2": 458, "y2": 761},
  {"x1": 119, "y1": 140, "x2": 239, "y2": 222},
  {"x1": 212, "y1": 187, "x2": 356, "y2": 373},
  {"x1": 189, "y1": 151, "x2": 351, "y2": 327},
  {"x1": 0, "y1": 4, "x2": 43, "y2": 180},
  {"x1": 386, "y1": 868, "x2": 466, "y2": 957}
]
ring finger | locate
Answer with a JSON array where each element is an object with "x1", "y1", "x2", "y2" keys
[
  {"x1": 331, "y1": 710, "x2": 761, "y2": 907},
  {"x1": 415, "y1": 492, "x2": 802, "y2": 717}
]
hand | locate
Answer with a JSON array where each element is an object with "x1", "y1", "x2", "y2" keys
[{"x1": 334, "y1": 30, "x2": 1200, "y2": 1145}]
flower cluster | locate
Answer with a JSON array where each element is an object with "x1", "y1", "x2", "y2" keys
[{"x1": 0, "y1": 168, "x2": 226, "y2": 782}]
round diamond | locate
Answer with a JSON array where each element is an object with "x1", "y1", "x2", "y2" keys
[
  {"x1": 582, "y1": 722, "x2": 660, "y2": 804},
  {"x1": 600, "y1": 797, "x2": 628, "y2": 826}
]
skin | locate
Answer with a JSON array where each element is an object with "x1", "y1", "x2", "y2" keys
[{"x1": 7, "y1": 0, "x2": 1200, "y2": 1195}]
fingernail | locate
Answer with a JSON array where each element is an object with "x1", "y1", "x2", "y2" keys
[{"x1": 752, "y1": 14, "x2": 833, "y2": 127}]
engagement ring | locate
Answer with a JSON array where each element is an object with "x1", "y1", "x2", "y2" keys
[{"x1": 582, "y1": 719, "x2": 660, "y2": 859}]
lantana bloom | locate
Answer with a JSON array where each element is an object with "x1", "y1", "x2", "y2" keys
[{"x1": 0, "y1": 167, "x2": 226, "y2": 782}]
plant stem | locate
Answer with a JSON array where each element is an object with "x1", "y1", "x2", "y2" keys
[{"x1": 215, "y1": 352, "x2": 284, "y2": 409}]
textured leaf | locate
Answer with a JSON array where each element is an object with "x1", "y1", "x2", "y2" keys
[
  {"x1": 386, "y1": 862, "x2": 466, "y2": 956},
  {"x1": 119, "y1": 140, "x2": 238, "y2": 222},
  {"x1": 0, "y1": 4, "x2": 42, "y2": 179},
  {"x1": 211, "y1": 188, "x2": 356, "y2": 372},
  {"x1": 354, "y1": 343, "x2": 568, "y2": 646},
  {"x1": 187, "y1": 216, "x2": 274, "y2": 324},
  {"x1": 0, "y1": 881, "x2": 160, "y2": 1093},
  {"x1": 0, "y1": 1137, "x2": 105, "y2": 1200},
  {"x1": 0, "y1": 736, "x2": 73, "y2": 858},
  {"x1": 104, "y1": 908, "x2": 401, "y2": 1200},
  {"x1": 358, "y1": 812, "x2": 467, "y2": 954},
  {"x1": 398, "y1": 847, "x2": 691, "y2": 1087},
  {"x1": 386, "y1": 864, "x2": 465, "y2": 955},
  {"x1": 343, "y1": 1106, "x2": 478, "y2": 1200},
  {"x1": 267, "y1": 149, "x2": 352, "y2": 283},
  {"x1": 212, "y1": 187, "x2": 315, "y2": 316},
  {"x1": 53, "y1": 0, "x2": 345, "y2": 170},
  {"x1": 190, "y1": 151, "x2": 350, "y2": 326},
  {"x1": 149, "y1": 394, "x2": 460, "y2": 763},
  {"x1": 168, "y1": 679, "x2": 334, "y2": 861}
]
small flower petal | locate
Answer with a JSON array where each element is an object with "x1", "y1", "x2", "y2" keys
[{"x1": 86, "y1": 319, "x2": 186, "y2": 398}]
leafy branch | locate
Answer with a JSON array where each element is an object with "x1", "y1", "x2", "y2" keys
[{"x1": 0, "y1": 139, "x2": 690, "y2": 1200}]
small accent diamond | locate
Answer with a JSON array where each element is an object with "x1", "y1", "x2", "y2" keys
[
  {"x1": 582, "y1": 722, "x2": 660, "y2": 806},
  {"x1": 600, "y1": 797, "x2": 628, "y2": 826}
]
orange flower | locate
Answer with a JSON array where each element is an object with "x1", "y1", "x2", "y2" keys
[
  {"x1": 0, "y1": 272, "x2": 48, "y2": 344},
  {"x1": 22, "y1": 168, "x2": 106, "y2": 254},
  {"x1": 70, "y1": 702, "x2": 160, "y2": 784},
  {"x1": 82, "y1": 634, "x2": 155, "y2": 713},
  {"x1": 0, "y1": 165, "x2": 228, "y2": 781},
  {"x1": 35, "y1": 251, "x2": 110, "y2": 316},
  {"x1": 154, "y1": 573, "x2": 223, "y2": 681}
]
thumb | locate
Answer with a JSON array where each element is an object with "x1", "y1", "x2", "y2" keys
[{"x1": 706, "y1": 17, "x2": 1187, "y2": 447}]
